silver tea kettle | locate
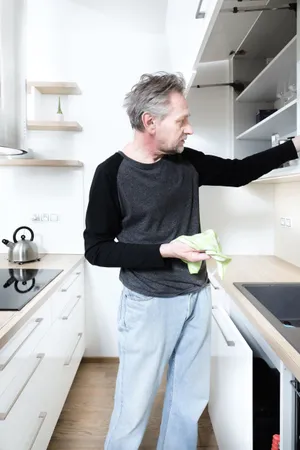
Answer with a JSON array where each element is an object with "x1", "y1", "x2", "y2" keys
[
  {"x1": 3, "y1": 268, "x2": 39, "y2": 293},
  {"x1": 2, "y1": 226, "x2": 40, "y2": 264}
]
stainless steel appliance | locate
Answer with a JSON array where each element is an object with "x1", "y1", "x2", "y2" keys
[
  {"x1": 234, "y1": 282, "x2": 300, "y2": 327},
  {"x1": 0, "y1": 268, "x2": 63, "y2": 311},
  {"x1": 2, "y1": 226, "x2": 39, "y2": 264}
]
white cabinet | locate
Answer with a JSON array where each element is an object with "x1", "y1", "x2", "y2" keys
[
  {"x1": 192, "y1": 0, "x2": 299, "y2": 183},
  {"x1": 209, "y1": 305, "x2": 252, "y2": 450},
  {"x1": 0, "y1": 263, "x2": 85, "y2": 450}
]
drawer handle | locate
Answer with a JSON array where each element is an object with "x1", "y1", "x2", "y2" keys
[
  {"x1": 0, "y1": 353, "x2": 45, "y2": 420},
  {"x1": 195, "y1": 0, "x2": 205, "y2": 18},
  {"x1": 212, "y1": 309, "x2": 235, "y2": 347},
  {"x1": 62, "y1": 295, "x2": 81, "y2": 320},
  {"x1": 61, "y1": 271, "x2": 81, "y2": 292},
  {"x1": 0, "y1": 318, "x2": 43, "y2": 371},
  {"x1": 27, "y1": 411, "x2": 47, "y2": 450},
  {"x1": 64, "y1": 333, "x2": 83, "y2": 366}
]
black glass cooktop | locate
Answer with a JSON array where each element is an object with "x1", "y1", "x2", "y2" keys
[{"x1": 0, "y1": 268, "x2": 63, "y2": 311}]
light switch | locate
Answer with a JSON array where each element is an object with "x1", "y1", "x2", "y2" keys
[{"x1": 280, "y1": 217, "x2": 286, "y2": 227}]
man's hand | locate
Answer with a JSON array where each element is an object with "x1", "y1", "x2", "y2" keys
[{"x1": 160, "y1": 241, "x2": 211, "y2": 262}]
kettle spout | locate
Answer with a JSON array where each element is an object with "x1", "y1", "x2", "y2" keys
[{"x1": 2, "y1": 239, "x2": 14, "y2": 249}]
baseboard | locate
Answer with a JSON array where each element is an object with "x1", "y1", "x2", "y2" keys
[{"x1": 82, "y1": 356, "x2": 119, "y2": 364}]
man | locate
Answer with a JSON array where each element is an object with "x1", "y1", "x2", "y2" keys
[{"x1": 84, "y1": 72, "x2": 300, "y2": 450}]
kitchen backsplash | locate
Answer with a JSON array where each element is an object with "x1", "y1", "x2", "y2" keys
[{"x1": 274, "y1": 181, "x2": 300, "y2": 267}]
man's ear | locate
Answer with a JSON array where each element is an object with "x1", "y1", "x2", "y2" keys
[{"x1": 142, "y1": 112, "x2": 156, "y2": 134}]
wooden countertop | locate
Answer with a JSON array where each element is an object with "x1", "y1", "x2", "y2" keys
[
  {"x1": 207, "y1": 255, "x2": 300, "y2": 380},
  {"x1": 0, "y1": 254, "x2": 84, "y2": 349}
]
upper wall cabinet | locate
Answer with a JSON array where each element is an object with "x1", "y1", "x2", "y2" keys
[
  {"x1": 198, "y1": 0, "x2": 295, "y2": 64},
  {"x1": 195, "y1": 0, "x2": 299, "y2": 183},
  {"x1": 230, "y1": 0, "x2": 297, "y2": 183}
]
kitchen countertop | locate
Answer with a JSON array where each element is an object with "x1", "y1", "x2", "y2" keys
[
  {"x1": 207, "y1": 255, "x2": 300, "y2": 380},
  {"x1": 0, "y1": 253, "x2": 84, "y2": 349},
  {"x1": 2, "y1": 252, "x2": 300, "y2": 379}
]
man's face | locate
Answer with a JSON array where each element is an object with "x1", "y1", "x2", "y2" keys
[{"x1": 155, "y1": 92, "x2": 193, "y2": 154}]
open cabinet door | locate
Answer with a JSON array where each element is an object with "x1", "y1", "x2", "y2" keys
[
  {"x1": 166, "y1": 0, "x2": 224, "y2": 88},
  {"x1": 209, "y1": 306, "x2": 253, "y2": 450},
  {"x1": 195, "y1": 0, "x2": 225, "y2": 63}
]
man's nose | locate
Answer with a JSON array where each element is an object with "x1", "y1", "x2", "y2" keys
[{"x1": 184, "y1": 124, "x2": 193, "y2": 135}]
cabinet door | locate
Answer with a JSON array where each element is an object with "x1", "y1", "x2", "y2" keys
[
  {"x1": 195, "y1": 0, "x2": 224, "y2": 62},
  {"x1": 209, "y1": 306, "x2": 253, "y2": 450},
  {"x1": 166, "y1": 0, "x2": 223, "y2": 88}
]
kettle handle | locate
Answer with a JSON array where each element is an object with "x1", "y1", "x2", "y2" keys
[{"x1": 13, "y1": 226, "x2": 34, "y2": 243}]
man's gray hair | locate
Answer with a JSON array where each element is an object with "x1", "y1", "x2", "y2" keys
[{"x1": 123, "y1": 72, "x2": 186, "y2": 131}]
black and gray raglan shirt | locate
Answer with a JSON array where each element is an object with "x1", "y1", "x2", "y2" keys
[{"x1": 83, "y1": 141, "x2": 298, "y2": 297}]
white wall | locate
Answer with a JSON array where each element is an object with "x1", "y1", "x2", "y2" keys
[
  {"x1": 0, "y1": 0, "x2": 171, "y2": 356},
  {"x1": 187, "y1": 60, "x2": 275, "y2": 255},
  {"x1": 274, "y1": 182, "x2": 300, "y2": 267}
]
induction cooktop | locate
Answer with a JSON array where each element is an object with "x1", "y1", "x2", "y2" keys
[{"x1": 0, "y1": 268, "x2": 63, "y2": 311}]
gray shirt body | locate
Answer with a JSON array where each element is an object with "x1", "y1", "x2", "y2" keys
[{"x1": 117, "y1": 152, "x2": 208, "y2": 297}]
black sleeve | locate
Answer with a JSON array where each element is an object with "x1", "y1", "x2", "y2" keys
[
  {"x1": 83, "y1": 154, "x2": 167, "y2": 270},
  {"x1": 183, "y1": 140, "x2": 298, "y2": 187}
]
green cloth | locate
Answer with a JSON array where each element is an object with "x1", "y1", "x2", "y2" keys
[{"x1": 174, "y1": 229, "x2": 231, "y2": 280}]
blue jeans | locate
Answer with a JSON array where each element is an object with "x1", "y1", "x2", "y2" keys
[{"x1": 104, "y1": 284, "x2": 212, "y2": 450}]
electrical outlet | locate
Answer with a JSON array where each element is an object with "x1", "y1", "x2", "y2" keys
[
  {"x1": 50, "y1": 214, "x2": 59, "y2": 222},
  {"x1": 280, "y1": 217, "x2": 286, "y2": 227},
  {"x1": 286, "y1": 217, "x2": 292, "y2": 228},
  {"x1": 32, "y1": 213, "x2": 59, "y2": 223}
]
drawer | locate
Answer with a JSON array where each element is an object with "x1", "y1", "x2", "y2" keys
[
  {"x1": 59, "y1": 294, "x2": 85, "y2": 360},
  {"x1": 0, "y1": 301, "x2": 51, "y2": 396},
  {"x1": 29, "y1": 331, "x2": 85, "y2": 450},
  {"x1": 0, "y1": 349, "x2": 55, "y2": 450},
  {"x1": 0, "y1": 274, "x2": 85, "y2": 450},
  {"x1": 54, "y1": 295, "x2": 85, "y2": 391},
  {"x1": 33, "y1": 293, "x2": 84, "y2": 377},
  {"x1": 51, "y1": 267, "x2": 83, "y2": 322}
]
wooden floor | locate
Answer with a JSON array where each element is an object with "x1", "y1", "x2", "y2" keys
[{"x1": 48, "y1": 362, "x2": 218, "y2": 449}]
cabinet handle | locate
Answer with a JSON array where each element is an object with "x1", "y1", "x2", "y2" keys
[
  {"x1": 212, "y1": 309, "x2": 235, "y2": 347},
  {"x1": 62, "y1": 295, "x2": 81, "y2": 320},
  {"x1": 0, "y1": 318, "x2": 43, "y2": 371},
  {"x1": 290, "y1": 380, "x2": 300, "y2": 398},
  {"x1": 195, "y1": 0, "x2": 205, "y2": 18},
  {"x1": 209, "y1": 279, "x2": 220, "y2": 290},
  {"x1": 61, "y1": 271, "x2": 81, "y2": 292},
  {"x1": 64, "y1": 333, "x2": 83, "y2": 366},
  {"x1": 0, "y1": 353, "x2": 45, "y2": 420},
  {"x1": 27, "y1": 411, "x2": 47, "y2": 450}
]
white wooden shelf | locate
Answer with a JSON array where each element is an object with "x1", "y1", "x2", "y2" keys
[
  {"x1": 27, "y1": 82, "x2": 81, "y2": 95},
  {"x1": 236, "y1": 36, "x2": 296, "y2": 103},
  {"x1": 253, "y1": 162, "x2": 300, "y2": 184},
  {"x1": 27, "y1": 121, "x2": 83, "y2": 132},
  {"x1": 0, "y1": 159, "x2": 83, "y2": 167},
  {"x1": 236, "y1": 99, "x2": 296, "y2": 141}
]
